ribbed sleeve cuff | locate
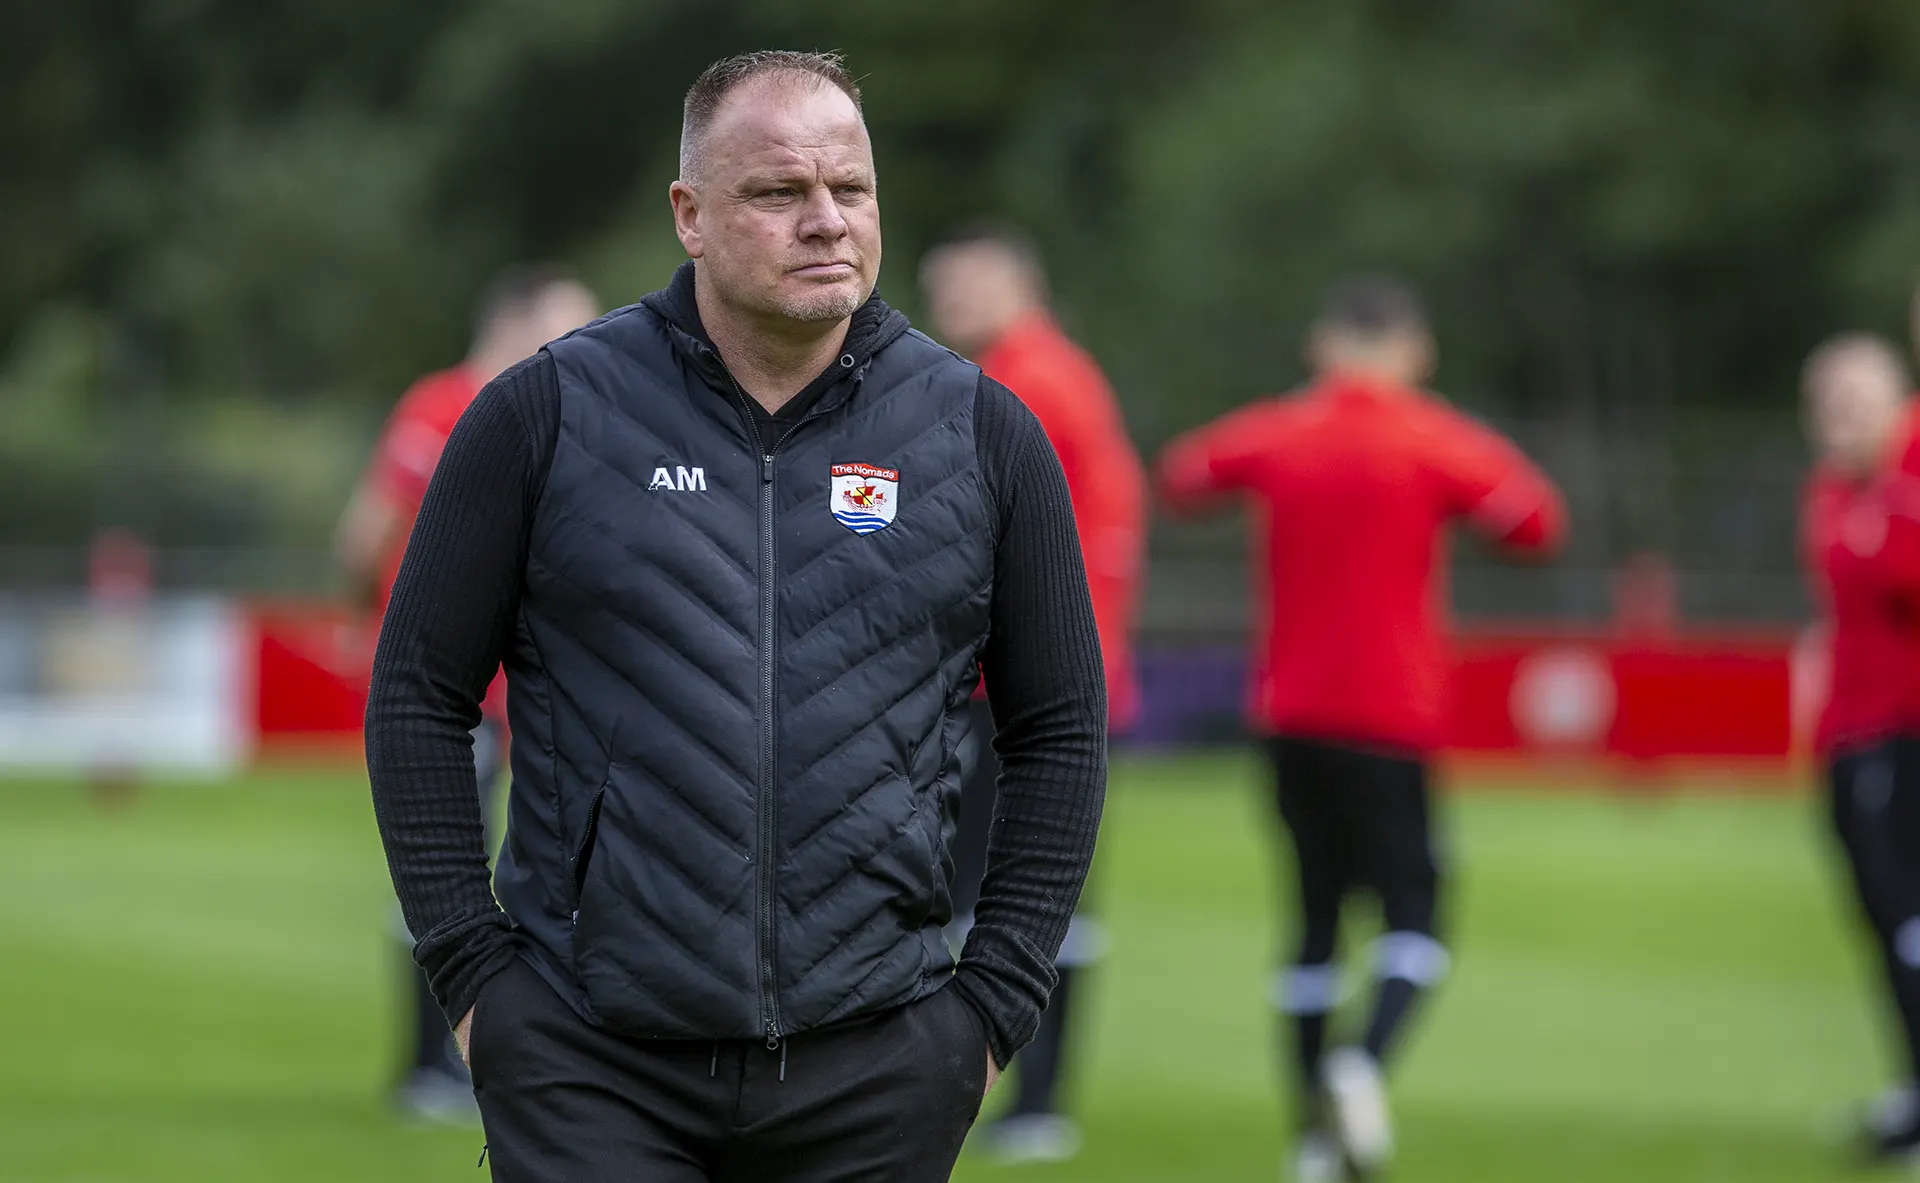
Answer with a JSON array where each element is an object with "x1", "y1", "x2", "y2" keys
[
  {"x1": 417, "y1": 910, "x2": 519, "y2": 1028},
  {"x1": 952, "y1": 926, "x2": 1060, "y2": 1069}
]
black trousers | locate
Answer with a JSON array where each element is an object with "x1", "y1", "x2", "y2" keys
[
  {"x1": 470, "y1": 958, "x2": 989, "y2": 1182},
  {"x1": 1828, "y1": 738, "x2": 1920, "y2": 1084},
  {"x1": 1267, "y1": 735, "x2": 1442, "y2": 967}
]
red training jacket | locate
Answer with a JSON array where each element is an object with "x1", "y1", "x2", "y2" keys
[
  {"x1": 1157, "y1": 371, "x2": 1567, "y2": 752},
  {"x1": 979, "y1": 313, "x2": 1147, "y2": 729},
  {"x1": 361, "y1": 364, "x2": 485, "y2": 612},
  {"x1": 1803, "y1": 407, "x2": 1920, "y2": 754},
  {"x1": 356, "y1": 363, "x2": 507, "y2": 718}
]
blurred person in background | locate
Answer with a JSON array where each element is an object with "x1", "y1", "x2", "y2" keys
[
  {"x1": 1799, "y1": 333, "x2": 1920, "y2": 1164},
  {"x1": 921, "y1": 224, "x2": 1146, "y2": 1163},
  {"x1": 81, "y1": 528, "x2": 155, "y2": 805},
  {"x1": 338, "y1": 266, "x2": 600, "y2": 620},
  {"x1": 337, "y1": 264, "x2": 598, "y2": 1122},
  {"x1": 1157, "y1": 277, "x2": 1567, "y2": 1181},
  {"x1": 366, "y1": 50, "x2": 1104, "y2": 1181}
]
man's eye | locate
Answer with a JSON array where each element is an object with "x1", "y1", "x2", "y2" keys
[{"x1": 762, "y1": 187, "x2": 798, "y2": 199}]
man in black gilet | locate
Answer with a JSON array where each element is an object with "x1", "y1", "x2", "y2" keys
[{"x1": 365, "y1": 49, "x2": 1107, "y2": 1183}]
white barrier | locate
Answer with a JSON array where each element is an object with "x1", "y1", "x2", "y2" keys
[{"x1": 0, "y1": 596, "x2": 247, "y2": 773}]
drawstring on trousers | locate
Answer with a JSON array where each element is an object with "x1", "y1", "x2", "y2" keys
[{"x1": 703, "y1": 1038, "x2": 789, "y2": 1082}]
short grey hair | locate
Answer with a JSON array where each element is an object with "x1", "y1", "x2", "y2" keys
[{"x1": 679, "y1": 50, "x2": 863, "y2": 184}]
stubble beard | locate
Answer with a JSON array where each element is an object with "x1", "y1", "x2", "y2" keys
[{"x1": 771, "y1": 282, "x2": 865, "y2": 325}]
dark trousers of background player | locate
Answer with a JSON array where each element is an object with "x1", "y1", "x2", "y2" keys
[
  {"x1": 948, "y1": 697, "x2": 1102, "y2": 1125},
  {"x1": 1827, "y1": 738, "x2": 1920, "y2": 1109},
  {"x1": 397, "y1": 717, "x2": 507, "y2": 1097},
  {"x1": 1266, "y1": 735, "x2": 1450, "y2": 1124}
]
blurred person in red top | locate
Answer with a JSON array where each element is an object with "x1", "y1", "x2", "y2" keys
[
  {"x1": 923, "y1": 225, "x2": 1145, "y2": 728},
  {"x1": 337, "y1": 264, "x2": 598, "y2": 1122},
  {"x1": 920, "y1": 224, "x2": 1145, "y2": 1164},
  {"x1": 339, "y1": 266, "x2": 600, "y2": 620},
  {"x1": 1157, "y1": 277, "x2": 1566, "y2": 1181},
  {"x1": 1800, "y1": 332, "x2": 1920, "y2": 1163}
]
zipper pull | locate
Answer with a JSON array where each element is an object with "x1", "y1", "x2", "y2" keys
[
  {"x1": 762, "y1": 454, "x2": 775, "y2": 483},
  {"x1": 765, "y1": 1022, "x2": 780, "y2": 1051}
]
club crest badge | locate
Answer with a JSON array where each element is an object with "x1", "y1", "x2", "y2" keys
[{"x1": 830, "y1": 463, "x2": 900, "y2": 535}]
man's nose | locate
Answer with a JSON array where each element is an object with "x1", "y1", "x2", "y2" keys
[{"x1": 796, "y1": 187, "x2": 849, "y2": 240}]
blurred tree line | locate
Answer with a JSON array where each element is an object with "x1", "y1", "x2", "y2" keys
[{"x1": 4, "y1": 0, "x2": 1920, "y2": 584}]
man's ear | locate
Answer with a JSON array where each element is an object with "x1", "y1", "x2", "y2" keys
[{"x1": 670, "y1": 181, "x2": 704, "y2": 259}]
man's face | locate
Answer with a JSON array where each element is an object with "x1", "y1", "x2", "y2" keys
[
  {"x1": 480, "y1": 281, "x2": 600, "y2": 373},
  {"x1": 921, "y1": 243, "x2": 1031, "y2": 358},
  {"x1": 671, "y1": 78, "x2": 880, "y2": 330},
  {"x1": 1808, "y1": 349, "x2": 1906, "y2": 476},
  {"x1": 525, "y1": 281, "x2": 601, "y2": 349},
  {"x1": 1306, "y1": 325, "x2": 1435, "y2": 389}
]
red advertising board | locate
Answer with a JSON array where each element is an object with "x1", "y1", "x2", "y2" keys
[
  {"x1": 1445, "y1": 629, "x2": 1804, "y2": 786},
  {"x1": 250, "y1": 602, "x2": 369, "y2": 759},
  {"x1": 245, "y1": 601, "x2": 1812, "y2": 783},
  {"x1": 1451, "y1": 631, "x2": 1796, "y2": 757}
]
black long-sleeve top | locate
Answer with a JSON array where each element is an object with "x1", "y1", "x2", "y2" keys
[{"x1": 366, "y1": 293, "x2": 1108, "y2": 1069}]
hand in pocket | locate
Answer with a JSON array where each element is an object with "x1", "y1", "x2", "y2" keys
[{"x1": 455, "y1": 1006, "x2": 476, "y2": 1068}]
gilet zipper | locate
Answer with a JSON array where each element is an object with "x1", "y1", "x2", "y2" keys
[
  {"x1": 714, "y1": 348, "x2": 863, "y2": 1052},
  {"x1": 727, "y1": 370, "x2": 799, "y2": 1051}
]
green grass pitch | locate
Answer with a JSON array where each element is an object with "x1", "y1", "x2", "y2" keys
[{"x1": 0, "y1": 752, "x2": 1904, "y2": 1181}]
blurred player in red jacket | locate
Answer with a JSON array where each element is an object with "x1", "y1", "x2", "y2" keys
[
  {"x1": 1800, "y1": 333, "x2": 1920, "y2": 1163},
  {"x1": 1158, "y1": 278, "x2": 1566, "y2": 1181},
  {"x1": 337, "y1": 265, "x2": 597, "y2": 1122},
  {"x1": 922, "y1": 225, "x2": 1145, "y2": 1164}
]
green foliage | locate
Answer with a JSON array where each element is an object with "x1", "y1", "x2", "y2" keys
[
  {"x1": 4, "y1": 0, "x2": 1920, "y2": 552},
  {"x1": 0, "y1": 307, "x2": 109, "y2": 544}
]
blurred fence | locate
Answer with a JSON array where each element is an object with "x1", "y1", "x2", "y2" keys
[{"x1": 0, "y1": 407, "x2": 1816, "y2": 633}]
